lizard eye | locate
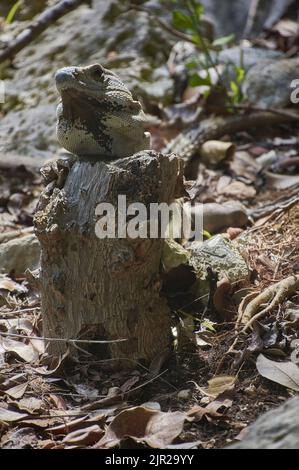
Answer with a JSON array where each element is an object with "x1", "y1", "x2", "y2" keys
[{"x1": 90, "y1": 64, "x2": 104, "y2": 80}]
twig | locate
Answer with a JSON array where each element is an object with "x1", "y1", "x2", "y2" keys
[
  {"x1": 243, "y1": 0, "x2": 260, "y2": 37},
  {"x1": 0, "y1": 331, "x2": 127, "y2": 344},
  {"x1": 0, "y1": 306, "x2": 39, "y2": 315},
  {"x1": 0, "y1": 0, "x2": 89, "y2": 64},
  {"x1": 85, "y1": 358, "x2": 178, "y2": 392},
  {"x1": 127, "y1": 4, "x2": 194, "y2": 43},
  {"x1": 229, "y1": 104, "x2": 299, "y2": 121}
]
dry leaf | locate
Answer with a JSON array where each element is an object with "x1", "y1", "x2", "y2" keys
[
  {"x1": 94, "y1": 406, "x2": 187, "y2": 449},
  {"x1": 0, "y1": 407, "x2": 28, "y2": 422},
  {"x1": 63, "y1": 425, "x2": 103, "y2": 447},
  {"x1": 17, "y1": 397, "x2": 44, "y2": 413},
  {"x1": 5, "y1": 382, "x2": 28, "y2": 399},
  {"x1": 256, "y1": 354, "x2": 299, "y2": 391},
  {"x1": 187, "y1": 398, "x2": 232, "y2": 422},
  {"x1": 196, "y1": 375, "x2": 236, "y2": 398},
  {"x1": 0, "y1": 337, "x2": 39, "y2": 363},
  {"x1": 0, "y1": 276, "x2": 27, "y2": 293},
  {"x1": 48, "y1": 412, "x2": 106, "y2": 436}
]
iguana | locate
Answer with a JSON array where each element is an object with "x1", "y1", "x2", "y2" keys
[{"x1": 55, "y1": 63, "x2": 151, "y2": 158}]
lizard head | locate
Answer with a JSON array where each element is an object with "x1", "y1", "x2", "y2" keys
[{"x1": 55, "y1": 63, "x2": 151, "y2": 158}]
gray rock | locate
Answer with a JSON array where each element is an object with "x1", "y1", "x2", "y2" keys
[
  {"x1": 185, "y1": 201, "x2": 248, "y2": 234},
  {"x1": 200, "y1": 0, "x2": 296, "y2": 38},
  {"x1": 218, "y1": 46, "x2": 281, "y2": 72},
  {"x1": 188, "y1": 234, "x2": 250, "y2": 307},
  {"x1": 0, "y1": 234, "x2": 40, "y2": 274},
  {"x1": 230, "y1": 396, "x2": 299, "y2": 449},
  {"x1": 189, "y1": 234, "x2": 250, "y2": 284},
  {"x1": 242, "y1": 57, "x2": 299, "y2": 109}
]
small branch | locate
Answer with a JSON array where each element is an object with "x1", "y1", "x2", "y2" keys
[
  {"x1": 0, "y1": 331, "x2": 127, "y2": 344},
  {"x1": 127, "y1": 4, "x2": 194, "y2": 44},
  {"x1": 229, "y1": 104, "x2": 299, "y2": 121},
  {"x1": 243, "y1": 0, "x2": 260, "y2": 37},
  {"x1": 0, "y1": 0, "x2": 89, "y2": 64}
]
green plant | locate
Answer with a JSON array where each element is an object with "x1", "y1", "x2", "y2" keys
[
  {"x1": 165, "y1": 0, "x2": 245, "y2": 107},
  {"x1": 5, "y1": 0, "x2": 22, "y2": 24}
]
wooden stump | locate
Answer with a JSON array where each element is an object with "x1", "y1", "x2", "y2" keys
[{"x1": 34, "y1": 150, "x2": 180, "y2": 367}]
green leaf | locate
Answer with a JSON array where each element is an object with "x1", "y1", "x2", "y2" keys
[
  {"x1": 6, "y1": 0, "x2": 22, "y2": 24},
  {"x1": 229, "y1": 80, "x2": 243, "y2": 104},
  {"x1": 235, "y1": 66, "x2": 245, "y2": 84},
  {"x1": 202, "y1": 229, "x2": 211, "y2": 239},
  {"x1": 186, "y1": 60, "x2": 198, "y2": 70},
  {"x1": 172, "y1": 10, "x2": 193, "y2": 30},
  {"x1": 191, "y1": 33, "x2": 204, "y2": 47},
  {"x1": 230, "y1": 81, "x2": 239, "y2": 95},
  {"x1": 212, "y1": 34, "x2": 235, "y2": 47},
  {"x1": 189, "y1": 73, "x2": 211, "y2": 87},
  {"x1": 201, "y1": 320, "x2": 216, "y2": 332},
  {"x1": 194, "y1": 4, "x2": 204, "y2": 20}
]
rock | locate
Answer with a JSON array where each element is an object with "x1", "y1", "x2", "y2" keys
[
  {"x1": 177, "y1": 389, "x2": 191, "y2": 399},
  {"x1": 189, "y1": 235, "x2": 250, "y2": 284},
  {"x1": 200, "y1": 0, "x2": 296, "y2": 38},
  {"x1": 0, "y1": 234, "x2": 40, "y2": 274},
  {"x1": 167, "y1": 43, "x2": 282, "y2": 97},
  {"x1": 189, "y1": 234, "x2": 250, "y2": 306},
  {"x1": 230, "y1": 396, "x2": 299, "y2": 449},
  {"x1": 162, "y1": 239, "x2": 190, "y2": 273},
  {"x1": 218, "y1": 46, "x2": 281, "y2": 72},
  {"x1": 200, "y1": 140, "x2": 236, "y2": 166},
  {"x1": 184, "y1": 201, "x2": 248, "y2": 235},
  {"x1": 242, "y1": 58, "x2": 299, "y2": 109}
]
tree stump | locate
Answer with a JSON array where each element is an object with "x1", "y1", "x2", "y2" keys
[{"x1": 34, "y1": 150, "x2": 180, "y2": 367}]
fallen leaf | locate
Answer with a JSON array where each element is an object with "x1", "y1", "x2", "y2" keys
[
  {"x1": 0, "y1": 276, "x2": 27, "y2": 293},
  {"x1": 36, "y1": 349, "x2": 69, "y2": 375},
  {"x1": 0, "y1": 337, "x2": 39, "y2": 362},
  {"x1": 120, "y1": 376, "x2": 140, "y2": 394},
  {"x1": 265, "y1": 172, "x2": 299, "y2": 190},
  {"x1": 17, "y1": 397, "x2": 44, "y2": 413},
  {"x1": 47, "y1": 416, "x2": 88, "y2": 435},
  {"x1": 195, "y1": 376, "x2": 236, "y2": 398},
  {"x1": 256, "y1": 354, "x2": 299, "y2": 391},
  {"x1": 63, "y1": 425, "x2": 103, "y2": 447},
  {"x1": 94, "y1": 406, "x2": 187, "y2": 449},
  {"x1": 187, "y1": 398, "x2": 232, "y2": 422},
  {"x1": 48, "y1": 412, "x2": 106, "y2": 436},
  {"x1": 5, "y1": 382, "x2": 28, "y2": 399},
  {"x1": 48, "y1": 394, "x2": 67, "y2": 410},
  {"x1": 1, "y1": 427, "x2": 38, "y2": 449},
  {"x1": 0, "y1": 407, "x2": 28, "y2": 422}
]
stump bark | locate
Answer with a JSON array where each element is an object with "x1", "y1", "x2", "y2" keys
[{"x1": 34, "y1": 150, "x2": 180, "y2": 367}]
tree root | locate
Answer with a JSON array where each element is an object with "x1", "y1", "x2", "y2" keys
[
  {"x1": 238, "y1": 275, "x2": 299, "y2": 332},
  {"x1": 165, "y1": 111, "x2": 299, "y2": 178}
]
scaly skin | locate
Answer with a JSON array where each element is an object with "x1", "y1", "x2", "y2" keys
[{"x1": 55, "y1": 63, "x2": 151, "y2": 158}]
